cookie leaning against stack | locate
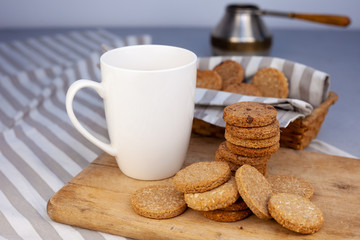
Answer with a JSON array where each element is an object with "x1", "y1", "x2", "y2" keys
[{"x1": 216, "y1": 102, "x2": 280, "y2": 176}]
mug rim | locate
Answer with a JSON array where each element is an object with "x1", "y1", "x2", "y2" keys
[{"x1": 100, "y1": 44, "x2": 197, "y2": 73}]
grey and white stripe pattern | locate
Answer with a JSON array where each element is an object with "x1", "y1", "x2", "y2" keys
[
  {"x1": 195, "y1": 56, "x2": 329, "y2": 128},
  {"x1": 0, "y1": 30, "x2": 151, "y2": 240},
  {"x1": 197, "y1": 56, "x2": 330, "y2": 107},
  {"x1": 0, "y1": 29, "x2": 151, "y2": 132}
]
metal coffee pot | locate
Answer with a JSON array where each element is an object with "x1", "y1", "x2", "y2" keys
[{"x1": 211, "y1": 4, "x2": 350, "y2": 56}]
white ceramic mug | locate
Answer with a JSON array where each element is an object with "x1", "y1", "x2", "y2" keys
[{"x1": 66, "y1": 45, "x2": 197, "y2": 180}]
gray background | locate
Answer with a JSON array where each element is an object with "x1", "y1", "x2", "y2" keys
[{"x1": 0, "y1": 0, "x2": 359, "y2": 30}]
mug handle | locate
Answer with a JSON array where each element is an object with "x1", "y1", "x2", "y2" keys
[{"x1": 66, "y1": 80, "x2": 116, "y2": 156}]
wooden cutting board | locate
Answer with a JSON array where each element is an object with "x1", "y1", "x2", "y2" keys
[{"x1": 47, "y1": 135, "x2": 360, "y2": 239}]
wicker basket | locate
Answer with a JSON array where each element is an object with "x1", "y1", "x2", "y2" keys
[{"x1": 192, "y1": 91, "x2": 338, "y2": 150}]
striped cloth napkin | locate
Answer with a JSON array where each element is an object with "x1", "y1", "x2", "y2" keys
[
  {"x1": 0, "y1": 29, "x2": 150, "y2": 240},
  {"x1": 195, "y1": 56, "x2": 330, "y2": 128}
]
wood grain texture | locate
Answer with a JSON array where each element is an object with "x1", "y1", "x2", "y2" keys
[
  {"x1": 47, "y1": 135, "x2": 360, "y2": 239},
  {"x1": 290, "y1": 13, "x2": 351, "y2": 27}
]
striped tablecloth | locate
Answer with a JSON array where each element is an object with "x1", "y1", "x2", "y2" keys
[
  {"x1": 0, "y1": 29, "x2": 355, "y2": 240},
  {"x1": 0, "y1": 29, "x2": 151, "y2": 240}
]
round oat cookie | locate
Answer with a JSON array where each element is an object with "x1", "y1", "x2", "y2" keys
[
  {"x1": 173, "y1": 161, "x2": 231, "y2": 193},
  {"x1": 268, "y1": 193, "x2": 324, "y2": 234},
  {"x1": 235, "y1": 165, "x2": 273, "y2": 220},
  {"x1": 267, "y1": 175, "x2": 314, "y2": 200},
  {"x1": 216, "y1": 142, "x2": 270, "y2": 165},
  {"x1": 223, "y1": 102, "x2": 277, "y2": 128},
  {"x1": 226, "y1": 120, "x2": 279, "y2": 140},
  {"x1": 184, "y1": 177, "x2": 239, "y2": 211},
  {"x1": 225, "y1": 130, "x2": 280, "y2": 149},
  {"x1": 226, "y1": 141, "x2": 279, "y2": 157},
  {"x1": 131, "y1": 185, "x2": 187, "y2": 219},
  {"x1": 220, "y1": 197, "x2": 248, "y2": 211},
  {"x1": 213, "y1": 60, "x2": 244, "y2": 89},
  {"x1": 196, "y1": 69, "x2": 222, "y2": 90},
  {"x1": 200, "y1": 209, "x2": 252, "y2": 222},
  {"x1": 224, "y1": 82, "x2": 262, "y2": 96},
  {"x1": 252, "y1": 68, "x2": 289, "y2": 98}
]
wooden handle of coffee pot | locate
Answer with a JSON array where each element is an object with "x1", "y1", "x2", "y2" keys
[
  {"x1": 289, "y1": 13, "x2": 351, "y2": 27},
  {"x1": 261, "y1": 10, "x2": 351, "y2": 27}
]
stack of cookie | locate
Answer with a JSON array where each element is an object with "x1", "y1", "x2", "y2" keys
[
  {"x1": 173, "y1": 161, "x2": 252, "y2": 222},
  {"x1": 216, "y1": 101, "x2": 280, "y2": 176}
]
